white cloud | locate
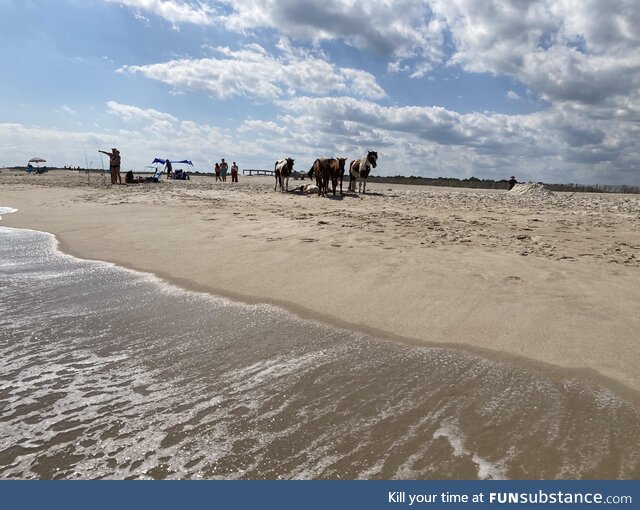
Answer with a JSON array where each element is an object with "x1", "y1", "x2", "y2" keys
[
  {"x1": 12, "y1": 2, "x2": 640, "y2": 184},
  {"x1": 107, "y1": 101, "x2": 177, "y2": 123},
  {"x1": 4, "y1": 94, "x2": 639, "y2": 184},
  {"x1": 238, "y1": 120, "x2": 290, "y2": 136},
  {"x1": 217, "y1": 0, "x2": 445, "y2": 72},
  {"x1": 112, "y1": 1, "x2": 640, "y2": 114},
  {"x1": 56, "y1": 105, "x2": 76, "y2": 114},
  {"x1": 429, "y1": 0, "x2": 640, "y2": 114},
  {"x1": 107, "y1": 0, "x2": 215, "y2": 25},
  {"x1": 112, "y1": 0, "x2": 445, "y2": 75},
  {"x1": 133, "y1": 11, "x2": 151, "y2": 25},
  {"x1": 264, "y1": 95, "x2": 639, "y2": 181},
  {"x1": 121, "y1": 42, "x2": 386, "y2": 100}
]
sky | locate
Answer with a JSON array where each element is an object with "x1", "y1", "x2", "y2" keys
[{"x1": 1, "y1": 0, "x2": 639, "y2": 184}]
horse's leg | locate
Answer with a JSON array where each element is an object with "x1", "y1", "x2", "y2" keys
[
  {"x1": 362, "y1": 178, "x2": 366, "y2": 194},
  {"x1": 284, "y1": 174, "x2": 289, "y2": 192}
]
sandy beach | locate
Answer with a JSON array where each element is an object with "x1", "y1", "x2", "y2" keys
[{"x1": 2, "y1": 169, "x2": 640, "y2": 396}]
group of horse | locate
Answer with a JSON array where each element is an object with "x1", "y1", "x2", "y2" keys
[{"x1": 274, "y1": 151, "x2": 378, "y2": 196}]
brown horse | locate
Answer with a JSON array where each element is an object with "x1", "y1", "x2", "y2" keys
[
  {"x1": 308, "y1": 157, "x2": 348, "y2": 196},
  {"x1": 308, "y1": 158, "x2": 332, "y2": 196},
  {"x1": 329, "y1": 157, "x2": 347, "y2": 195}
]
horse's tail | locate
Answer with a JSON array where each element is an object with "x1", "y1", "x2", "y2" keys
[{"x1": 307, "y1": 163, "x2": 315, "y2": 180}]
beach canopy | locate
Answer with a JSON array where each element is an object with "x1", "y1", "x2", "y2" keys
[
  {"x1": 28, "y1": 157, "x2": 46, "y2": 163},
  {"x1": 151, "y1": 158, "x2": 193, "y2": 166}
]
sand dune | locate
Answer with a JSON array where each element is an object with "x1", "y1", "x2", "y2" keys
[{"x1": 2, "y1": 169, "x2": 639, "y2": 395}]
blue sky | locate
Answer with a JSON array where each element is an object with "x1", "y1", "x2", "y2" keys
[{"x1": 1, "y1": 0, "x2": 639, "y2": 184}]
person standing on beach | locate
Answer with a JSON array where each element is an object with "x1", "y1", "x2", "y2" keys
[
  {"x1": 164, "y1": 158, "x2": 172, "y2": 179},
  {"x1": 220, "y1": 158, "x2": 228, "y2": 182},
  {"x1": 99, "y1": 148, "x2": 121, "y2": 184},
  {"x1": 508, "y1": 175, "x2": 518, "y2": 191},
  {"x1": 231, "y1": 161, "x2": 239, "y2": 182},
  {"x1": 214, "y1": 162, "x2": 221, "y2": 181}
]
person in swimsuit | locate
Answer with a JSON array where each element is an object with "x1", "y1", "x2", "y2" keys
[
  {"x1": 220, "y1": 158, "x2": 228, "y2": 182},
  {"x1": 99, "y1": 148, "x2": 121, "y2": 184}
]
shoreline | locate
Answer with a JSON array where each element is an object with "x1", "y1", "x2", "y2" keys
[
  {"x1": 4, "y1": 221, "x2": 640, "y2": 410},
  {"x1": 2, "y1": 170, "x2": 640, "y2": 396}
]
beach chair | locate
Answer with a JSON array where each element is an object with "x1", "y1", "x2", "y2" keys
[{"x1": 146, "y1": 168, "x2": 163, "y2": 182}]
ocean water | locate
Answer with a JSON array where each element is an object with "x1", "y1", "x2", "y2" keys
[{"x1": 1, "y1": 224, "x2": 639, "y2": 480}]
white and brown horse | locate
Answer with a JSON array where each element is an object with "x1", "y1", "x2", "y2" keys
[
  {"x1": 274, "y1": 158, "x2": 294, "y2": 192},
  {"x1": 348, "y1": 151, "x2": 377, "y2": 194}
]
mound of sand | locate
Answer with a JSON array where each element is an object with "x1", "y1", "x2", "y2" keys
[{"x1": 509, "y1": 182, "x2": 554, "y2": 197}]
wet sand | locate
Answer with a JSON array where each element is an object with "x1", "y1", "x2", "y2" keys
[
  {"x1": 2, "y1": 226, "x2": 639, "y2": 479},
  {"x1": 1, "y1": 169, "x2": 640, "y2": 395}
]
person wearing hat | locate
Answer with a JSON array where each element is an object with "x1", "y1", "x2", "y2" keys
[
  {"x1": 507, "y1": 175, "x2": 517, "y2": 191},
  {"x1": 99, "y1": 148, "x2": 122, "y2": 184}
]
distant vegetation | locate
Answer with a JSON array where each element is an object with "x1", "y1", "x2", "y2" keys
[
  {"x1": 367, "y1": 175, "x2": 640, "y2": 194},
  {"x1": 5, "y1": 166, "x2": 638, "y2": 194}
]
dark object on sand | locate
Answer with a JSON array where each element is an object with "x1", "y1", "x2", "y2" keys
[{"x1": 172, "y1": 169, "x2": 190, "y2": 180}]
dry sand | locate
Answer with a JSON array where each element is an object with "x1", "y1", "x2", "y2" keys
[{"x1": 2, "y1": 169, "x2": 640, "y2": 395}]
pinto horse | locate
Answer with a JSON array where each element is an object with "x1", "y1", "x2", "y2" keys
[
  {"x1": 348, "y1": 151, "x2": 377, "y2": 194},
  {"x1": 274, "y1": 158, "x2": 294, "y2": 192}
]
